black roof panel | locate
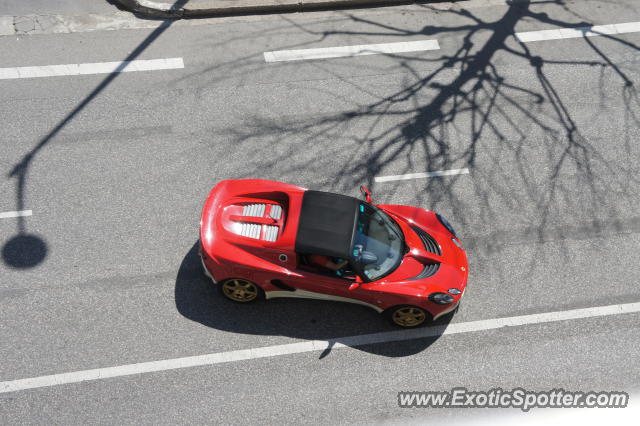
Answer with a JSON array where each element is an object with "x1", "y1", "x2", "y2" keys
[{"x1": 295, "y1": 190, "x2": 359, "y2": 258}]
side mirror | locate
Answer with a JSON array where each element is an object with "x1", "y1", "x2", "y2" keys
[
  {"x1": 348, "y1": 275, "x2": 363, "y2": 291},
  {"x1": 359, "y1": 185, "x2": 372, "y2": 203}
]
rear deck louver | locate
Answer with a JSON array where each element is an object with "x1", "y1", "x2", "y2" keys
[
  {"x1": 263, "y1": 225, "x2": 278, "y2": 242},
  {"x1": 239, "y1": 223, "x2": 262, "y2": 239},
  {"x1": 243, "y1": 204, "x2": 266, "y2": 217},
  {"x1": 233, "y1": 203, "x2": 283, "y2": 242},
  {"x1": 270, "y1": 205, "x2": 282, "y2": 219}
]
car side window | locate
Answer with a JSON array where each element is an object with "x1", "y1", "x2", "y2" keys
[{"x1": 299, "y1": 254, "x2": 355, "y2": 280}]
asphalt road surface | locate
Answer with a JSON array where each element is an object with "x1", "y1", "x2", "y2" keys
[{"x1": 1, "y1": 0, "x2": 639, "y2": 424}]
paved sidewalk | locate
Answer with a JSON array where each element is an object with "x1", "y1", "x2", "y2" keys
[
  {"x1": 115, "y1": 0, "x2": 432, "y2": 18},
  {"x1": 0, "y1": 0, "x2": 117, "y2": 16}
]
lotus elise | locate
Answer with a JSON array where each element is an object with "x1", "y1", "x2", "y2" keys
[{"x1": 199, "y1": 179, "x2": 468, "y2": 327}]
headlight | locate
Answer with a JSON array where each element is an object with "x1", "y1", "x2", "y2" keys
[
  {"x1": 436, "y1": 213, "x2": 457, "y2": 237},
  {"x1": 448, "y1": 288, "x2": 461, "y2": 295},
  {"x1": 429, "y1": 292, "x2": 455, "y2": 305}
]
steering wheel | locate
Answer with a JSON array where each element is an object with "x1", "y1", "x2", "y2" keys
[
  {"x1": 352, "y1": 244, "x2": 378, "y2": 265},
  {"x1": 360, "y1": 251, "x2": 378, "y2": 265}
]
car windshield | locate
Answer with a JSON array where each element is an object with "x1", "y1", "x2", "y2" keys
[{"x1": 351, "y1": 203, "x2": 405, "y2": 281}]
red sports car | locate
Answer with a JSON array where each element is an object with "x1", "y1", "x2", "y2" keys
[{"x1": 199, "y1": 179, "x2": 468, "y2": 327}]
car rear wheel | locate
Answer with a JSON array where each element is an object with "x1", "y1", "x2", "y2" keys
[
  {"x1": 386, "y1": 305, "x2": 431, "y2": 328},
  {"x1": 220, "y1": 278, "x2": 262, "y2": 303}
]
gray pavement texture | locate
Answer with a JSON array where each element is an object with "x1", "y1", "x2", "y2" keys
[
  {"x1": 0, "y1": 0, "x2": 121, "y2": 16},
  {"x1": 1, "y1": 0, "x2": 640, "y2": 424}
]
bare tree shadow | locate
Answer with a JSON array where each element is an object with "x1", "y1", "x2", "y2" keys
[
  {"x1": 200, "y1": 0, "x2": 639, "y2": 277},
  {"x1": 2, "y1": 0, "x2": 188, "y2": 269},
  {"x1": 166, "y1": 0, "x2": 640, "y2": 354}
]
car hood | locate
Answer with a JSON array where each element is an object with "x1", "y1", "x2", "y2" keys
[{"x1": 375, "y1": 204, "x2": 468, "y2": 288}]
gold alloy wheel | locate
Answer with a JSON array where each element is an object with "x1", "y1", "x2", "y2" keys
[
  {"x1": 221, "y1": 279, "x2": 260, "y2": 302},
  {"x1": 391, "y1": 306, "x2": 427, "y2": 327}
]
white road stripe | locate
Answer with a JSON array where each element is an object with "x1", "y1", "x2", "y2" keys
[
  {"x1": 0, "y1": 58, "x2": 184, "y2": 80},
  {"x1": 0, "y1": 210, "x2": 32, "y2": 219},
  {"x1": 264, "y1": 40, "x2": 440, "y2": 62},
  {"x1": 516, "y1": 21, "x2": 640, "y2": 42},
  {"x1": 374, "y1": 168, "x2": 470, "y2": 183},
  {"x1": 1, "y1": 301, "x2": 639, "y2": 394}
]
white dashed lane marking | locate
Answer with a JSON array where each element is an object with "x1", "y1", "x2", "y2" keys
[
  {"x1": 264, "y1": 40, "x2": 440, "y2": 62},
  {"x1": 516, "y1": 21, "x2": 640, "y2": 42},
  {"x1": 0, "y1": 58, "x2": 184, "y2": 80},
  {"x1": 0, "y1": 210, "x2": 32, "y2": 219},
  {"x1": 374, "y1": 168, "x2": 470, "y2": 183},
  {"x1": 1, "y1": 302, "x2": 639, "y2": 394}
]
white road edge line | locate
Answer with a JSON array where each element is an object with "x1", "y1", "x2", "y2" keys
[
  {"x1": 0, "y1": 210, "x2": 32, "y2": 219},
  {"x1": 375, "y1": 168, "x2": 470, "y2": 183},
  {"x1": 264, "y1": 40, "x2": 440, "y2": 62},
  {"x1": 2, "y1": 301, "x2": 639, "y2": 394},
  {"x1": 0, "y1": 58, "x2": 184, "y2": 80},
  {"x1": 516, "y1": 21, "x2": 640, "y2": 43}
]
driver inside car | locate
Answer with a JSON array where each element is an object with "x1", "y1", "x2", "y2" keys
[{"x1": 308, "y1": 255, "x2": 349, "y2": 272}]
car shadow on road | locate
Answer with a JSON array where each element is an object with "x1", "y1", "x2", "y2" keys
[{"x1": 175, "y1": 241, "x2": 452, "y2": 357}]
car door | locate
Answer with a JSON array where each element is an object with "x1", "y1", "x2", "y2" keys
[{"x1": 283, "y1": 262, "x2": 376, "y2": 307}]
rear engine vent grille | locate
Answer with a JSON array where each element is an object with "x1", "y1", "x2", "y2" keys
[
  {"x1": 233, "y1": 203, "x2": 282, "y2": 242},
  {"x1": 263, "y1": 225, "x2": 279, "y2": 242},
  {"x1": 243, "y1": 204, "x2": 266, "y2": 217},
  {"x1": 269, "y1": 204, "x2": 282, "y2": 219},
  {"x1": 408, "y1": 262, "x2": 440, "y2": 280},
  {"x1": 239, "y1": 223, "x2": 261, "y2": 239},
  {"x1": 411, "y1": 225, "x2": 442, "y2": 255}
]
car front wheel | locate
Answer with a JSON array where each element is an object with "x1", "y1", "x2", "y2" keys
[
  {"x1": 386, "y1": 305, "x2": 431, "y2": 328},
  {"x1": 220, "y1": 278, "x2": 262, "y2": 303}
]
